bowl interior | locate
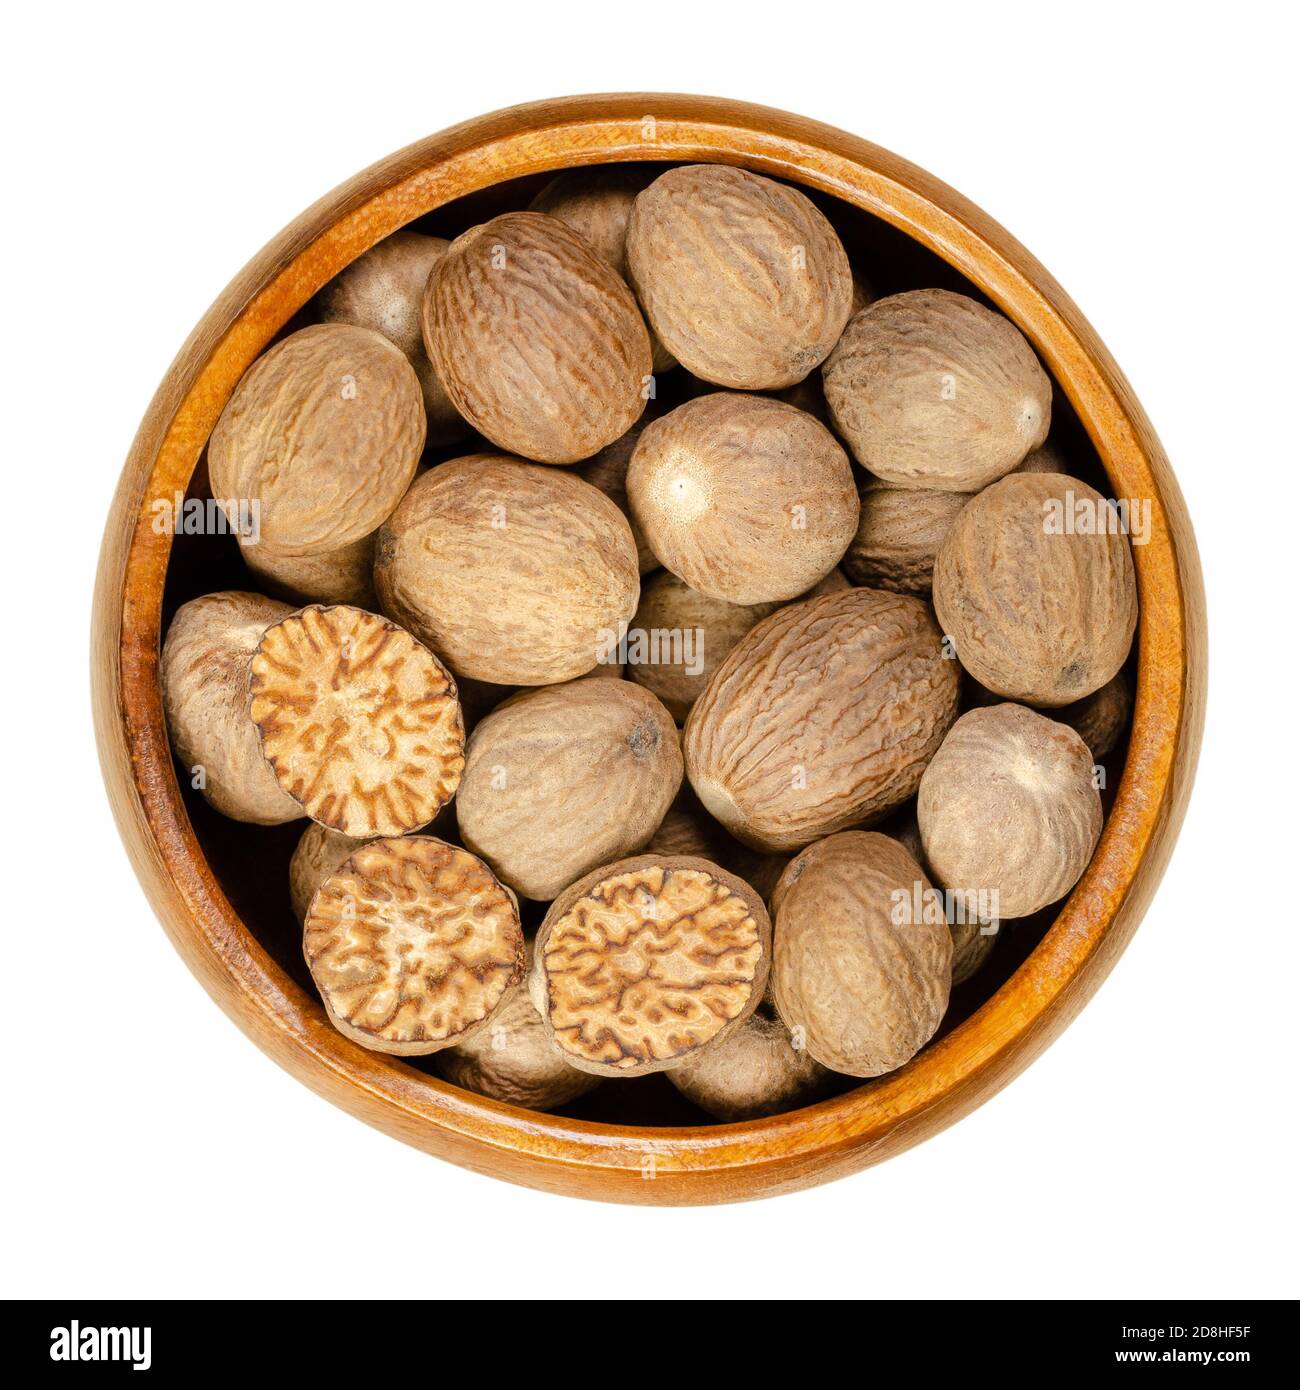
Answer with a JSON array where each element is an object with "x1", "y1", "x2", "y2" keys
[{"x1": 160, "y1": 162, "x2": 1129, "y2": 1128}]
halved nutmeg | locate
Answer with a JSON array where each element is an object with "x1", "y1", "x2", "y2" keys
[
  {"x1": 304, "y1": 836, "x2": 524, "y2": 1056},
  {"x1": 529, "y1": 854, "x2": 771, "y2": 1077},
  {"x1": 250, "y1": 604, "x2": 464, "y2": 837}
]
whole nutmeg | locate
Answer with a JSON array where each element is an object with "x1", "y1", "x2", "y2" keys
[
  {"x1": 435, "y1": 947, "x2": 602, "y2": 1111},
  {"x1": 529, "y1": 854, "x2": 771, "y2": 1077},
  {"x1": 626, "y1": 164, "x2": 853, "y2": 389},
  {"x1": 455, "y1": 679, "x2": 682, "y2": 901},
  {"x1": 1015, "y1": 439, "x2": 1069, "y2": 474},
  {"x1": 1055, "y1": 670, "x2": 1133, "y2": 761},
  {"x1": 823, "y1": 289, "x2": 1051, "y2": 490},
  {"x1": 667, "y1": 1007, "x2": 827, "y2": 1121},
  {"x1": 161, "y1": 591, "x2": 302, "y2": 825},
  {"x1": 627, "y1": 392, "x2": 859, "y2": 603},
  {"x1": 578, "y1": 415, "x2": 660, "y2": 574},
  {"x1": 239, "y1": 531, "x2": 376, "y2": 609},
  {"x1": 684, "y1": 588, "x2": 960, "y2": 851},
  {"x1": 250, "y1": 604, "x2": 464, "y2": 837},
  {"x1": 317, "y1": 230, "x2": 467, "y2": 445},
  {"x1": 374, "y1": 454, "x2": 640, "y2": 685},
  {"x1": 918, "y1": 704, "x2": 1103, "y2": 919},
  {"x1": 932, "y1": 472, "x2": 1138, "y2": 705},
  {"x1": 422, "y1": 211, "x2": 651, "y2": 464},
  {"x1": 646, "y1": 804, "x2": 735, "y2": 862},
  {"x1": 770, "y1": 831, "x2": 952, "y2": 1078},
  {"x1": 208, "y1": 323, "x2": 425, "y2": 557},
  {"x1": 842, "y1": 483, "x2": 972, "y2": 596},
  {"x1": 304, "y1": 836, "x2": 524, "y2": 1056},
  {"x1": 626, "y1": 571, "x2": 780, "y2": 721},
  {"x1": 289, "y1": 822, "x2": 370, "y2": 924}
]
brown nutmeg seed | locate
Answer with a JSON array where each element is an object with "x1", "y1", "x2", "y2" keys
[
  {"x1": 455, "y1": 679, "x2": 682, "y2": 901},
  {"x1": 304, "y1": 836, "x2": 524, "y2": 1056},
  {"x1": 684, "y1": 588, "x2": 960, "y2": 851},
  {"x1": 842, "y1": 482, "x2": 973, "y2": 596},
  {"x1": 422, "y1": 211, "x2": 652, "y2": 464},
  {"x1": 627, "y1": 392, "x2": 859, "y2": 604},
  {"x1": 626, "y1": 164, "x2": 853, "y2": 389},
  {"x1": 823, "y1": 288, "x2": 1051, "y2": 490},
  {"x1": 374, "y1": 454, "x2": 640, "y2": 686},
  {"x1": 932, "y1": 472, "x2": 1137, "y2": 705},
  {"x1": 208, "y1": 323, "x2": 425, "y2": 557},
  {"x1": 918, "y1": 703, "x2": 1103, "y2": 919},
  {"x1": 530, "y1": 854, "x2": 771, "y2": 1077}
]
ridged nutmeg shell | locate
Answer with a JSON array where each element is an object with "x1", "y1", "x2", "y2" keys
[
  {"x1": 529, "y1": 854, "x2": 771, "y2": 1077},
  {"x1": 455, "y1": 679, "x2": 683, "y2": 901},
  {"x1": 626, "y1": 165, "x2": 853, "y2": 389},
  {"x1": 684, "y1": 588, "x2": 960, "y2": 851},
  {"x1": 373, "y1": 454, "x2": 640, "y2": 686},
  {"x1": 917, "y1": 704, "x2": 1103, "y2": 919},
  {"x1": 842, "y1": 482, "x2": 972, "y2": 596},
  {"x1": 823, "y1": 288, "x2": 1051, "y2": 490},
  {"x1": 932, "y1": 472, "x2": 1137, "y2": 705},
  {"x1": 208, "y1": 323, "x2": 425, "y2": 557},
  {"x1": 627, "y1": 392, "x2": 859, "y2": 604},
  {"x1": 770, "y1": 831, "x2": 952, "y2": 1078},
  {"x1": 422, "y1": 211, "x2": 651, "y2": 464}
]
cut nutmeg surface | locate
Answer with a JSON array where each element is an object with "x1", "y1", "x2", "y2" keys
[
  {"x1": 374, "y1": 454, "x2": 640, "y2": 686},
  {"x1": 684, "y1": 587, "x2": 960, "y2": 851},
  {"x1": 303, "y1": 836, "x2": 524, "y2": 1056},
  {"x1": 529, "y1": 854, "x2": 771, "y2": 1077},
  {"x1": 771, "y1": 831, "x2": 953, "y2": 1078},
  {"x1": 823, "y1": 288, "x2": 1051, "y2": 490},
  {"x1": 422, "y1": 211, "x2": 652, "y2": 464},
  {"x1": 250, "y1": 604, "x2": 464, "y2": 837},
  {"x1": 208, "y1": 322, "x2": 425, "y2": 557},
  {"x1": 455, "y1": 679, "x2": 682, "y2": 901},
  {"x1": 627, "y1": 164, "x2": 853, "y2": 389},
  {"x1": 918, "y1": 703, "x2": 1103, "y2": 920},
  {"x1": 932, "y1": 471, "x2": 1138, "y2": 706},
  {"x1": 627, "y1": 392, "x2": 859, "y2": 604}
]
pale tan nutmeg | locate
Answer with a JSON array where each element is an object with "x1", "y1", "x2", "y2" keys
[
  {"x1": 289, "y1": 822, "x2": 370, "y2": 924},
  {"x1": 627, "y1": 392, "x2": 859, "y2": 604},
  {"x1": 932, "y1": 472, "x2": 1138, "y2": 706},
  {"x1": 374, "y1": 454, "x2": 640, "y2": 686},
  {"x1": 667, "y1": 1007, "x2": 827, "y2": 1121},
  {"x1": 842, "y1": 483, "x2": 973, "y2": 596},
  {"x1": 578, "y1": 415, "x2": 660, "y2": 574},
  {"x1": 770, "y1": 831, "x2": 952, "y2": 1078},
  {"x1": 684, "y1": 588, "x2": 960, "y2": 852},
  {"x1": 208, "y1": 323, "x2": 425, "y2": 557},
  {"x1": 160, "y1": 591, "x2": 303, "y2": 825},
  {"x1": 304, "y1": 836, "x2": 524, "y2": 1057},
  {"x1": 626, "y1": 164, "x2": 853, "y2": 390},
  {"x1": 1014, "y1": 439, "x2": 1069, "y2": 474},
  {"x1": 529, "y1": 854, "x2": 771, "y2": 1077},
  {"x1": 422, "y1": 212, "x2": 652, "y2": 464},
  {"x1": 239, "y1": 531, "x2": 377, "y2": 609},
  {"x1": 918, "y1": 704, "x2": 1103, "y2": 920},
  {"x1": 435, "y1": 946, "x2": 602, "y2": 1111},
  {"x1": 317, "y1": 230, "x2": 468, "y2": 446},
  {"x1": 250, "y1": 604, "x2": 464, "y2": 837},
  {"x1": 626, "y1": 571, "x2": 780, "y2": 721},
  {"x1": 823, "y1": 288, "x2": 1052, "y2": 490},
  {"x1": 455, "y1": 679, "x2": 682, "y2": 901}
]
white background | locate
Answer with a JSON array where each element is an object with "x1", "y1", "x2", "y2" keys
[{"x1": 3, "y1": 1, "x2": 1295, "y2": 1301}]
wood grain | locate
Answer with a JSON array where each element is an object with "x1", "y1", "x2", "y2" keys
[{"x1": 91, "y1": 93, "x2": 1207, "y2": 1204}]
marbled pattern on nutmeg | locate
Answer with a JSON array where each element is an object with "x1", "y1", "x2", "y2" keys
[
  {"x1": 684, "y1": 587, "x2": 960, "y2": 851},
  {"x1": 770, "y1": 831, "x2": 952, "y2": 1078},
  {"x1": 627, "y1": 165, "x2": 853, "y2": 390},
  {"x1": 933, "y1": 471, "x2": 1137, "y2": 706},
  {"x1": 422, "y1": 211, "x2": 651, "y2": 464},
  {"x1": 823, "y1": 288, "x2": 1051, "y2": 490}
]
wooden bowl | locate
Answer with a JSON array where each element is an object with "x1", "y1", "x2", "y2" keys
[{"x1": 92, "y1": 94, "x2": 1206, "y2": 1204}]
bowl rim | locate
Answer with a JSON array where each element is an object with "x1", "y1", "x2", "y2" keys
[{"x1": 91, "y1": 92, "x2": 1206, "y2": 1205}]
